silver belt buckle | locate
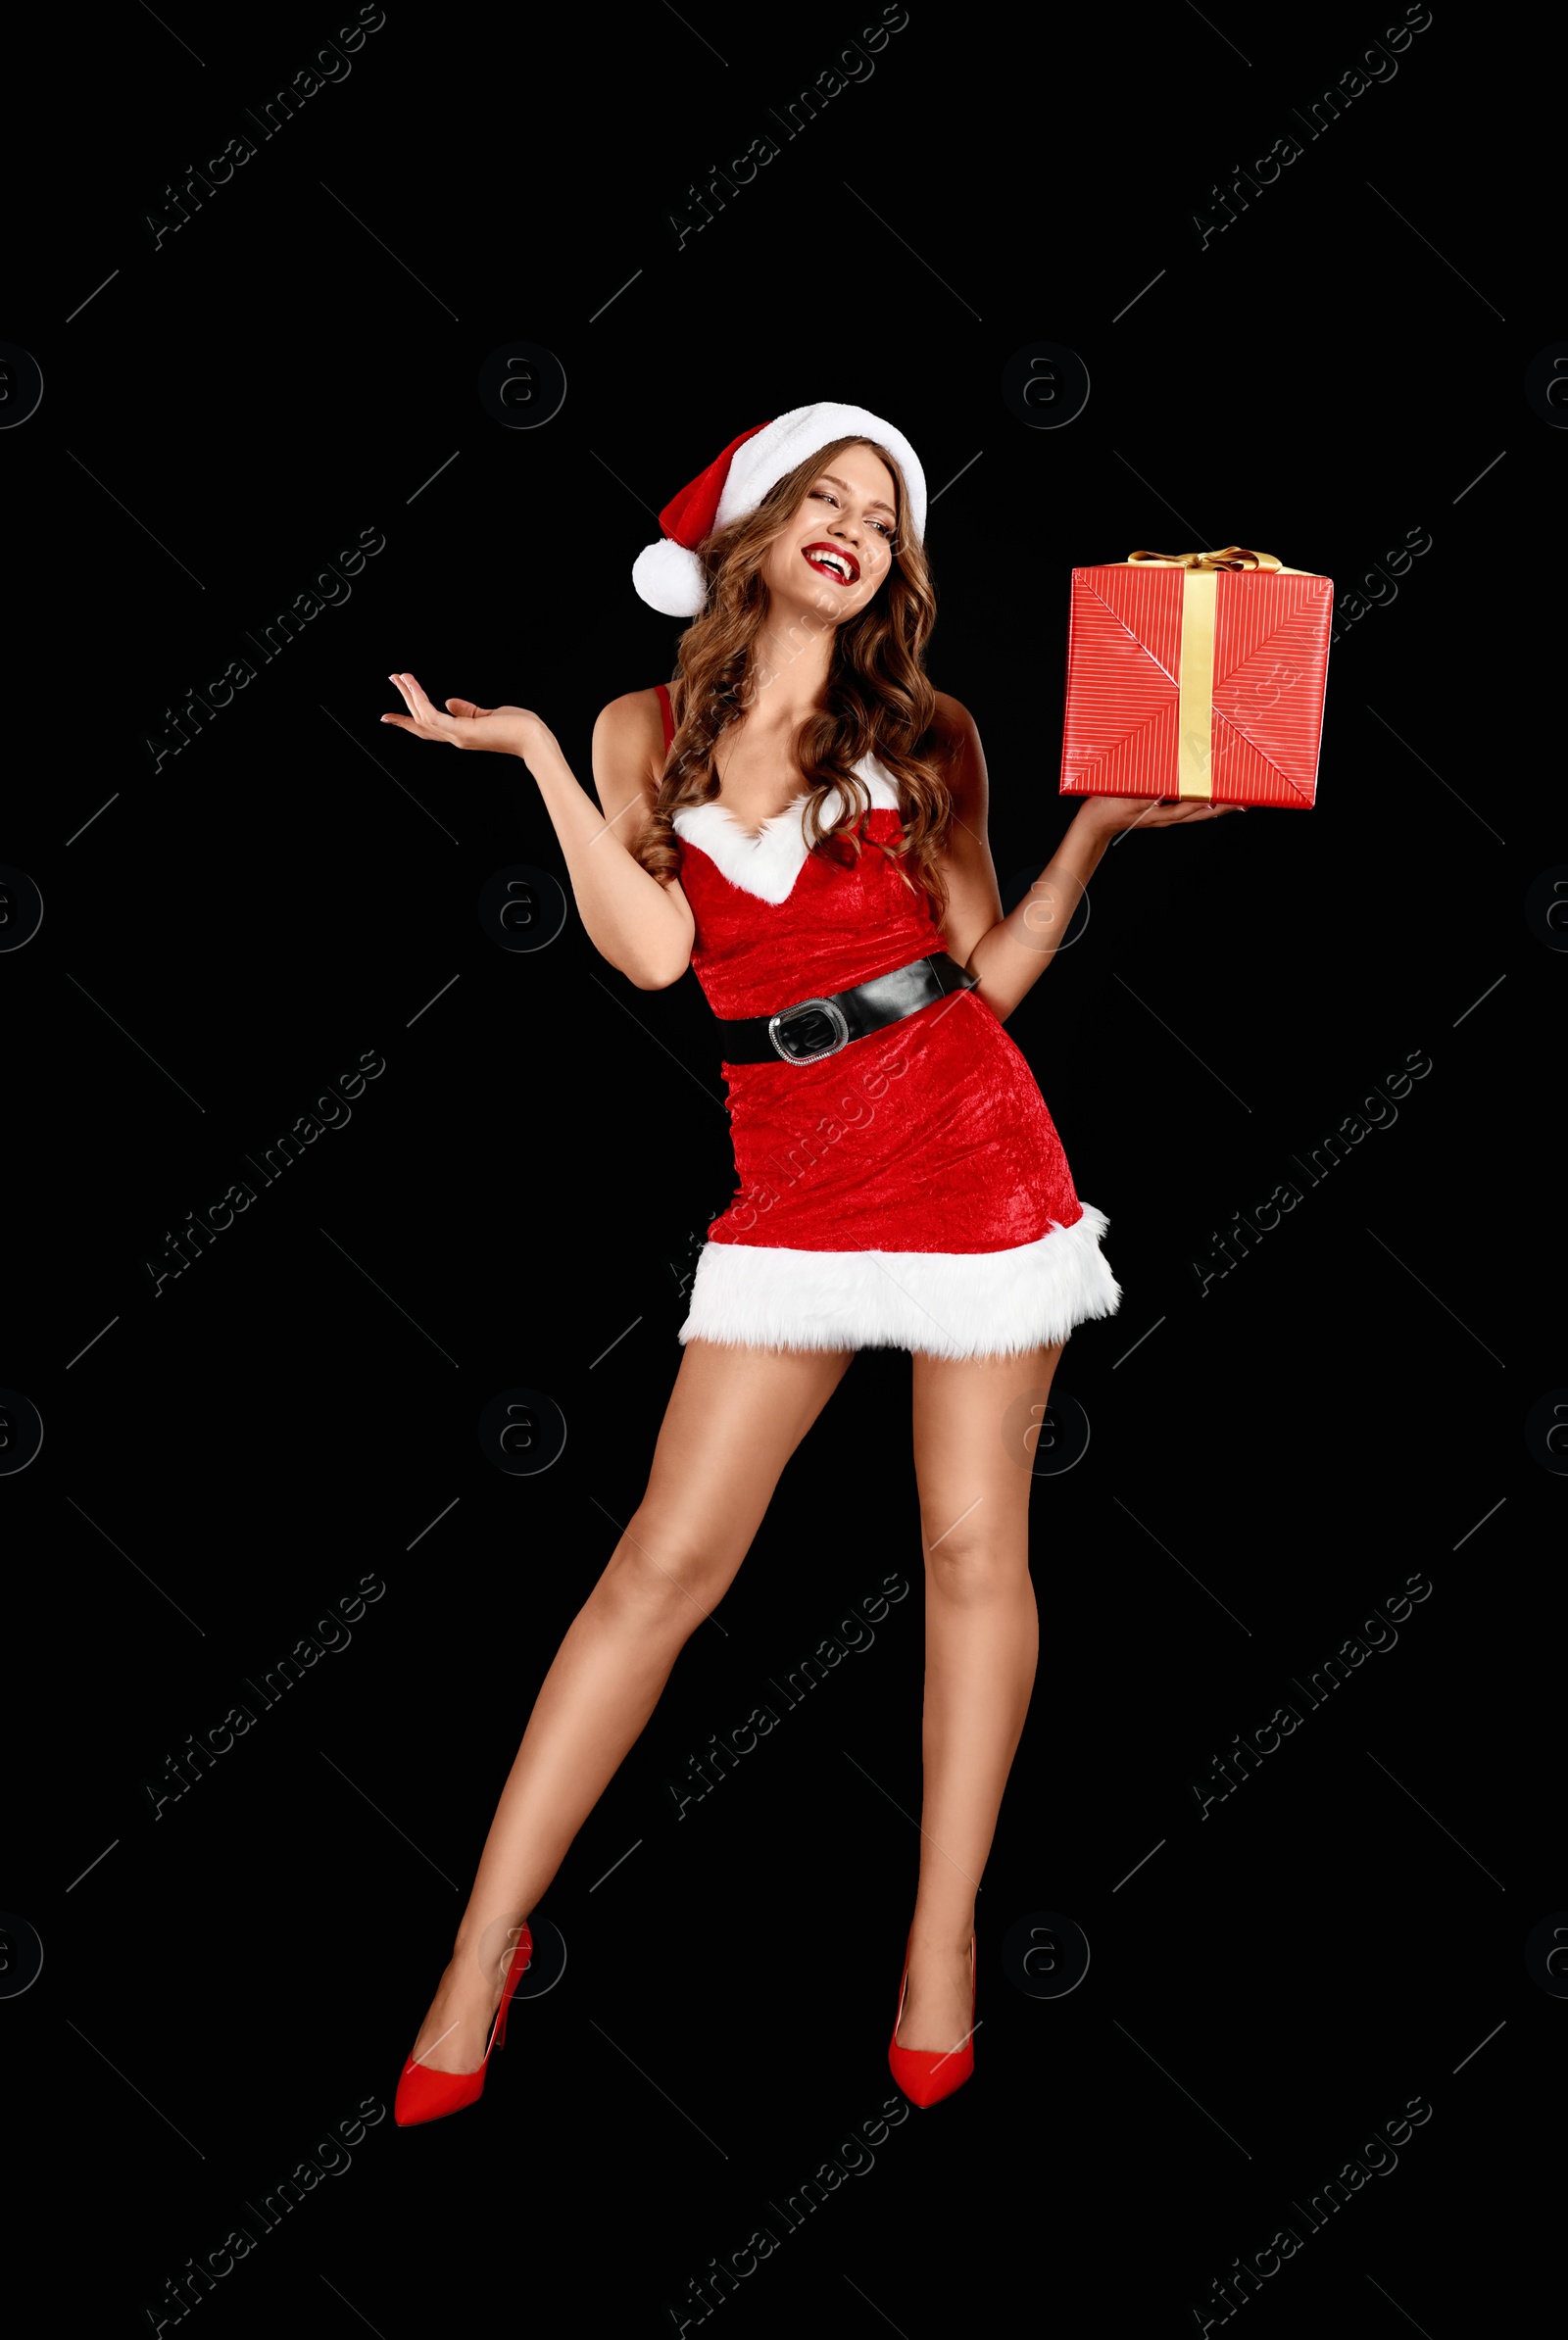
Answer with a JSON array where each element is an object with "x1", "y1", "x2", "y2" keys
[{"x1": 767, "y1": 997, "x2": 851, "y2": 1064}]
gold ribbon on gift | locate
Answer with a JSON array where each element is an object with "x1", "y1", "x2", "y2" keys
[
  {"x1": 1127, "y1": 546, "x2": 1290, "y2": 571},
  {"x1": 1125, "y1": 548, "x2": 1307, "y2": 798}
]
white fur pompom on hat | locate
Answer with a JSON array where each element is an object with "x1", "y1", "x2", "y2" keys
[
  {"x1": 631, "y1": 535, "x2": 710, "y2": 618},
  {"x1": 631, "y1": 403, "x2": 928, "y2": 617}
]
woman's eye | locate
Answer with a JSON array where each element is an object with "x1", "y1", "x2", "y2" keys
[{"x1": 810, "y1": 489, "x2": 893, "y2": 542}]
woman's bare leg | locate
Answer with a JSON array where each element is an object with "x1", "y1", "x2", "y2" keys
[
  {"x1": 897, "y1": 1342, "x2": 1062, "y2": 2053},
  {"x1": 410, "y1": 1337, "x2": 853, "y2": 2072}
]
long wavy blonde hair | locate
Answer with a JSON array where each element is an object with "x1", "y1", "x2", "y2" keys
[{"x1": 633, "y1": 435, "x2": 955, "y2": 921}]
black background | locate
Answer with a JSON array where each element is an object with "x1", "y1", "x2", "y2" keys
[{"x1": 8, "y1": 2, "x2": 1557, "y2": 2333}]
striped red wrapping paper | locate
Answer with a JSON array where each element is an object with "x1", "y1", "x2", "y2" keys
[{"x1": 1058, "y1": 554, "x2": 1334, "y2": 808}]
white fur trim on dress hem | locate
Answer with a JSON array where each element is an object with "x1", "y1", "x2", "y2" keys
[{"x1": 678, "y1": 1205, "x2": 1121, "y2": 1358}]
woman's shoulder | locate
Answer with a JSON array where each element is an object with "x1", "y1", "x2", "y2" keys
[
  {"x1": 593, "y1": 685, "x2": 672, "y2": 785},
  {"x1": 929, "y1": 688, "x2": 980, "y2": 749},
  {"x1": 589, "y1": 689, "x2": 675, "y2": 830},
  {"x1": 594, "y1": 684, "x2": 668, "y2": 743},
  {"x1": 924, "y1": 689, "x2": 986, "y2": 819}
]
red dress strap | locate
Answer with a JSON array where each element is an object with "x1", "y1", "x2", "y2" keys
[{"x1": 654, "y1": 682, "x2": 675, "y2": 755}]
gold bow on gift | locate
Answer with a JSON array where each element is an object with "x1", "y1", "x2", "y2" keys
[
  {"x1": 1129, "y1": 546, "x2": 1286, "y2": 571},
  {"x1": 1122, "y1": 547, "x2": 1305, "y2": 795}
]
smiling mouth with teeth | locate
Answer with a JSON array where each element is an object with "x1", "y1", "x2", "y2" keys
[{"x1": 802, "y1": 541, "x2": 860, "y2": 587}]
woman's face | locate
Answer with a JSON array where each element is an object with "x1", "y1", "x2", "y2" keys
[{"x1": 759, "y1": 441, "x2": 900, "y2": 623}]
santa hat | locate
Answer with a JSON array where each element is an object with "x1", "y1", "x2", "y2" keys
[{"x1": 631, "y1": 402, "x2": 928, "y2": 617}]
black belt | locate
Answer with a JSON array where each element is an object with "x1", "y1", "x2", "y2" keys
[{"x1": 715, "y1": 951, "x2": 980, "y2": 1065}]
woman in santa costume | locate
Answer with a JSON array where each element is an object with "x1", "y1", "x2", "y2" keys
[{"x1": 380, "y1": 402, "x2": 1237, "y2": 2122}]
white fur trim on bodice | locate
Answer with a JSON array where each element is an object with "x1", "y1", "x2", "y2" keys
[{"x1": 671, "y1": 759, "x2": 903, "y2": 905}]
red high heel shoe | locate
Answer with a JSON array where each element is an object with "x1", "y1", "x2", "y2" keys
[
  {"x1": 394, "y1": 1925, "x2": 533, "y2": 2127},
  {"x1": 887, "y1": 1930, "x2": 976, "y2": 2109}
]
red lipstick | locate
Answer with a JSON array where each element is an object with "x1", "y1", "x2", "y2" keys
[{"x1": 801, "y1": 541, "x2": 859, "y2": 586}]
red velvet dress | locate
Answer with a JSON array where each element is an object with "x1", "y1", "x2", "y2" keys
[{"x1": 660, "y1": 689, "x2": 1120, "y2": 1356}]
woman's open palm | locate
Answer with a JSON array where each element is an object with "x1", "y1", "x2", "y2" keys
[
  {"x1": 1092, "y1": 794, "x2": 1245, "y2": 832},
  {"x1": 381, "y1": 672, "x2": 537, "y2": 756}
]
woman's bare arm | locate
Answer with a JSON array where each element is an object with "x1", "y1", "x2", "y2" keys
[
  {"x1": 381, "y1": 673, "x2": 693, "y2": 989},
  {"x1": 933, "y1": 693, "x2": 1240, "y2": 1022}
]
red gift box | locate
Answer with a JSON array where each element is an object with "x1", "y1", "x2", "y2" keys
[{"x1": 1058, "y1": 548, "x2": 1334, "y2": 808}]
